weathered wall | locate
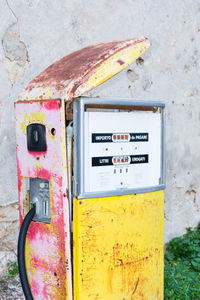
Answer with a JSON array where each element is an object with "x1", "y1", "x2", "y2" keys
[{"x1": 0, "y1": 0, "x2": 200, "y2": 275}]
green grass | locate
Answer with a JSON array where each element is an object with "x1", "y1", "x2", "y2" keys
[
  {"x1": 6, "y1": 261, "x2": 18, "y2": 278},
  {"x1": 164, "y1": 223, "x2": 200, "y2": 300}
]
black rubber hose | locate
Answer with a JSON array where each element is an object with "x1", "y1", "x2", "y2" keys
[{"x1": 17, "y1": 205, "x2": 36, "y2": 300}]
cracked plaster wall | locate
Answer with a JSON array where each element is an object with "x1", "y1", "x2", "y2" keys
[{"x1": 0, "y1": 0, "x2": 200, "y2": 275}]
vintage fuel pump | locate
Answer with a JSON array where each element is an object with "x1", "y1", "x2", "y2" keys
[{"x1": 15, "y1": 37, "x2": 165, "y2": 300}]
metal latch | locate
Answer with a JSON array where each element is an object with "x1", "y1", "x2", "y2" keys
[
  {"x1": 27, "y1": 123, "x2": 47, "y2": 152},
  {"x1": 29, "y1": 178, "x2": 51, "y2": 223}
]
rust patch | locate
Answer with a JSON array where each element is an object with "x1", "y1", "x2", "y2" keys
[
  {"x1": 85, "y1": 103, "x2": 158, "y2": 112},
  {"x1": 65, "y1": 100, "x2": 73, "y2": 120},
  {"x1": 29, "y1": 38, "x2": 146, "y2": 84},
  {"x1": 117, "y1": 59, "x2": 125, "y2": 65},
  {"x1": 16, "y1": 98, "x2": 61, "y2": 104},
  {"x1": 23, "y1": 37, "x2": 149, "y2": 99}
]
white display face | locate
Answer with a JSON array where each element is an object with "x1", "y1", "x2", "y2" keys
[{"x1": 84, "y1": 110, "x2": 162, "y2": 193}]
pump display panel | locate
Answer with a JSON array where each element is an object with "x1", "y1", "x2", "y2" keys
[{"x1": 74, "y1": 98, "x2": 165, "y2": 198}]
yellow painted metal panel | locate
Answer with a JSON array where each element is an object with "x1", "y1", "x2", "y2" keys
[{"x1": 73, "y1": 190, "x2": 164, "y2": 300}]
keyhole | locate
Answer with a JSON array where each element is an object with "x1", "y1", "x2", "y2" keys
[{"x1": 33, "y1": 130, "x2": 39, "y2": 143}]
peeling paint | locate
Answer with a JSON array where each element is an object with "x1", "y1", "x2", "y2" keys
[
  {"x1": 19, "y1": 37, "x2": 150, "y2": 101},
  {"x1": 15, "y1": 99, "x2": 72, "y2": 299}
]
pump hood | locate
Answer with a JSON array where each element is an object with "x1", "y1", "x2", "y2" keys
[{"x1": 19, "y1": 37, "x2": 150, "y2": 101}]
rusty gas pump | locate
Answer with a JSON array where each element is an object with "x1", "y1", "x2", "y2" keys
[{"x1": 15, "y1": 37, "x2": 165, "y2": 300}]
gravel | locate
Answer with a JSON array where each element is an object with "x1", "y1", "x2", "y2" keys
[{"x1": 0, "y1": 275, "x2": 23, "y2": 300}]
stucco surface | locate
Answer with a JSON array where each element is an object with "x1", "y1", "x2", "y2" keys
[{"x1": 0, "y1": 0, "x2": 200, "y2": 274}]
